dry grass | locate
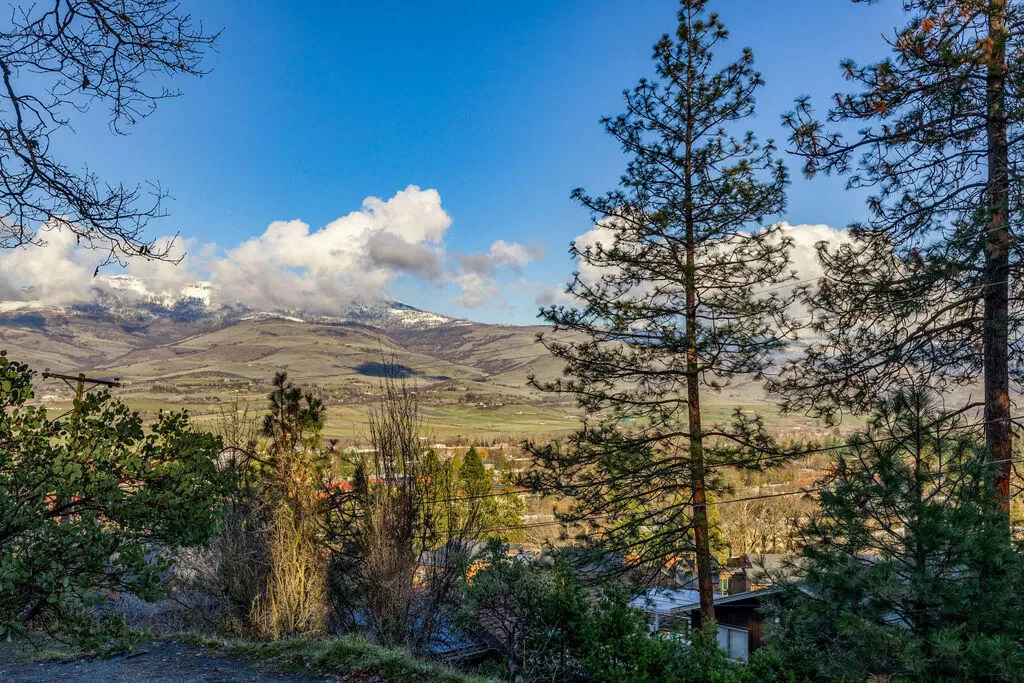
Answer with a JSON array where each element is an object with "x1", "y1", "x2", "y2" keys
[{"x1": 249, "y1": 508, "x2": 327, "y2": 639}]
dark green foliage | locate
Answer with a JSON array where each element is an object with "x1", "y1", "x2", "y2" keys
[
  {"x1": 531, "y1": 0, "x2": 796, "y2": 621},
  {"x1": 459, "y1": 447, "x2": 489, "y2": 498},
  {"x1": 576, "y1": 585, "x2": 690, "y2": 683},
  {"x1": 0, "y1": 351, "x2": 231, "y2": 645},
  {"x1": 460, "y1": 541, "x2": 565, "y2": 681},
  {"x1": 769, "y1": 390, "x2": 1024, "y2": 681},
  {"x1": 260, "y1": 370, "x2": 326, "y2": 518},
  {"x1": 263, "y1": 371, "x2": 324, "y2": 453},
  {"x1": 460, "y1": 542, "x2": 781, "y2": 682},
  {"x1": 456, "y1": 446, "x2": 523, "y2": 540}
]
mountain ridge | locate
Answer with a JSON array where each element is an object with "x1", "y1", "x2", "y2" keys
[
  {"x1": 2, "y1": 273, "x2": 472, "y2": 331},
  {"x1": 0, "y1": 281, "x2": 558, "y2": 396}
]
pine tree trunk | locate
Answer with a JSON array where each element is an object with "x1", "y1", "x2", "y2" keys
[
  {"x1": 984, "y1": 0, "x2": 1012, "y2": 515},
  {"x1": 684, "y1": 175, "x2": 716, "y2": 627},
  {"x1": 688, "y1": 375, "x2": 717, "y2": 626},
  {"x1": 681, "y1": 24, "x2": 716, "y2": 625}
]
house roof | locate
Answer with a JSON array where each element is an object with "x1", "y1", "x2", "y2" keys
[
  {"x1": 630, "y1": 585, "x2": 782, "y2": 614},
  {"x1": 629, "y1": 588, "x2": 702, "y2": 614},
  {"x1": 704, "y1": 585, "x2": 783, "y2": 608}
]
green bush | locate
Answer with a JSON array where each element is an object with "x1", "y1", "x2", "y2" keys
[
  {"x1": 768, "y1": 390, "x2": 1024, "y2": 681},
  {"x1": 460, "y1": 542, "x2": 783, "y2": 682},
  {"x1": 0, "y1": 351, "x2": 233, "y2": 647}
]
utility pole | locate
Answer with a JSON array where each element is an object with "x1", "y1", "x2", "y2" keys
[{"x1": 42, "y1": 370, "x2": 120, "y2": 401}]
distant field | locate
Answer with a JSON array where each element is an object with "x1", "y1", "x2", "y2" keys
[
  {"x1": 4, "y1": 309, "x2": 861, "y2": 445},
  {"x1": 37, "y1": 386, "x2": 851, "y2": 446}
]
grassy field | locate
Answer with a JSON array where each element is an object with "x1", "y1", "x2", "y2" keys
[
  {"x1": 37, "y1": 385, "x2": 853, "y2": 446},
  {"x1": 4, "y1": 310, "x2": 866, "y2": 445}
]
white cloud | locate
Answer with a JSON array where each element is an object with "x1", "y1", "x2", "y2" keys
[
  {"x1": 488, "y1": 240, "x2": 544, "y2": 271},
  {"x1": 535, "y1": 221, "x2": 852, "y2": 307},
  {"x1": 453, "y1": 272, "x2": 502, "y2": 309},
  {"x1": 534, "y1": 283, "x2": 578, "y2": 307},
  {"x1": 210, "y1": 185, "x2": 451, "y2": 312},
  {"x1": 0, "y1": 190, "x2": 852, "y2": 321},
  {"x1": 457, "y1": 239, "x2": 544, "y2": 275},
  {"x1": 451, "y1": 239, "x2": 544, "y2": 307},
  {"x1": 780, "y1": 222, "x2": 851, "y2": 281},
  {"x1": 0, "y1": 186, "x2": 462, "y2": 314},
  {"x1": 0, "y1": 226, "x2": 102, "y2": 305}
]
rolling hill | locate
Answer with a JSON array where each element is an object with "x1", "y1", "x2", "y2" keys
[{"x1": 0, "y1": 287, "x2": 822, "y2": 441}]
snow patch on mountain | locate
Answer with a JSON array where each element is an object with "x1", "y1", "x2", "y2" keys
[{"x1": 0, "y1": 275, "x2": 467, "y2": 331}]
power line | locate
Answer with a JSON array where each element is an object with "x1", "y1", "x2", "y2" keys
[
  {"x1": 464, "y1": 454, "x2": 1024, "y2": 536},
  {"x1": 408, "y1": 413, "x2": 1024, "y2": 506}
]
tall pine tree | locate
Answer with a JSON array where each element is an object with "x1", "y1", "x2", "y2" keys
[
  {"x1": 774, "y1": 0, "x2": 1024, "y2": 512},
  {"x1": 530, "y1": 0, "x2": 794, "y2": 624}
]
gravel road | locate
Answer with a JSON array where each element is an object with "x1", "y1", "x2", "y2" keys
[{"x1": 0, "y1": 638, "x2": 327, "y2": 682}]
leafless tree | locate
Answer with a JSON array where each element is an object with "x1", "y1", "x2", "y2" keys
[
  {"x1": 717, "y1": 492, "x2": 812, "y2": 557},
  {"x1": 0, "y1": 0, "x2": 217, "y2": 260},
  {"x1": 322, "y1": 369, "x2": 489, "y2": 652},
  {"x1": 213, "y1": 400, "x2": 271, "y2": 618}
]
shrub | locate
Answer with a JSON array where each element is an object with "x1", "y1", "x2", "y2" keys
[{"x1": 0, "y1": 351, "x2": 232, "y2": 646}]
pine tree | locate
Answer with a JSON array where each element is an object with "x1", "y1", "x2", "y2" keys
[
  {"x1": 457, "y1": 446, "x2": 523, "y2": 539},
  {"x1": 774, "y1": 0, "x2": 1024, "y2": 512},
  {"x1": 531, "y1": 0, "x2": 794, "y2": 625},
  {"x1": 459, "y1": 446, "x2": 490, "y2": 498},
  {"x1": 771, "y1": 389, "x2": 1024, "y2": 680}
]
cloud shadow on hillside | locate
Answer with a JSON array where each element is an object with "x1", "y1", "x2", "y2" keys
[{"x1": 354, "y1": 361, "x2": 417, "y2": 378}]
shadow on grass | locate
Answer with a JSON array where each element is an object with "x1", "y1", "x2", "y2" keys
[{"x1": 353, "y1": 362, "x2": 417, "y2": 379}]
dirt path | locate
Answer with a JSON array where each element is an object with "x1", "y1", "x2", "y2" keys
[{"x1": 0, "y1": 638, "x2": 328, "y2": 682}]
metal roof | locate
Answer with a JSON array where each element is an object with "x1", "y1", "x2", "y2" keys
[
  {"x1": 630, "y1": 585, "x2": 782, "y2": 614},
  {"x1": 629, "y1": 588, "x2": 702, "y2": 614}
]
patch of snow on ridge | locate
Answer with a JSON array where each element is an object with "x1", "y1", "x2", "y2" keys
[
  {"x1": 0, "y1": 300, "x2": 53, "y2": 313},
  {"x1": 99, "y1": 275, "x2": 213, "y2": 308},
  {"x1": 0, "y1": 279, "x2": 467, "y2": 331}
]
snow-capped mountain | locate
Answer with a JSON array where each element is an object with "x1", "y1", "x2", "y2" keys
[{"x1": 0, "y1": 275, "x2": 468, "y2": 331}]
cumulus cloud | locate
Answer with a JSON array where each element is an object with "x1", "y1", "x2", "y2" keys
[
  {"x1": 0, "y1": 186, "x2": 447, "y2": 313},
  {"x1": 534, "y1": 221, "x2": 852, "y2": 308},
  {"x1": 451, "y1": 239, "x2": 543, "y2": 307},
  {"x1": 210, "y1": 186, "x2": 451, "y2": 312},
  {"x1": 0, "y1": 186, "x2": 555, "y2": 315},
  {"x1": 453, "y1": 272, "x2": 502, "y2": 309},
  {"x1": 489, "y1": 240, "x2": 544, "y2": 271},
  {"x1": 781, "y1": 222, "x2": 852, "y2": 281},
  {"x1": 365, "y1": 232, "x2": 443, "y2": 280},
  {"x1": 534, "y1": 283, "x2": 578, "y2": 307},
  {"x1": 457, "y1": 239, "x2": 544, "y2": 275},
  {"x1": 0, "y1": 227, "x2": 107, "y2": 305}
]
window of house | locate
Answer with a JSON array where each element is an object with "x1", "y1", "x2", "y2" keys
[
  {"x1": 659, "y1": 614, "x2": 691, "y2": 640},
  {"x1": 716, "y1": 625, "x2": 749, "y2": 661}
]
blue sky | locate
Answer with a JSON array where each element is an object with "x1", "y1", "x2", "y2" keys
[{"x1": 43, "y1": 0, "x2": 909, "y2": 324}]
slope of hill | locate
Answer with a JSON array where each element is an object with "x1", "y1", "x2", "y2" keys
[
  {"x1": 0, "y1": 289, "x2": 819, "y2": 441},
  {"x1": 0, "y1": 296, "x2": 553, "y2": 387},
  {"x1": 0, "y1": 294, "x2": 587, "y2": 438}
]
